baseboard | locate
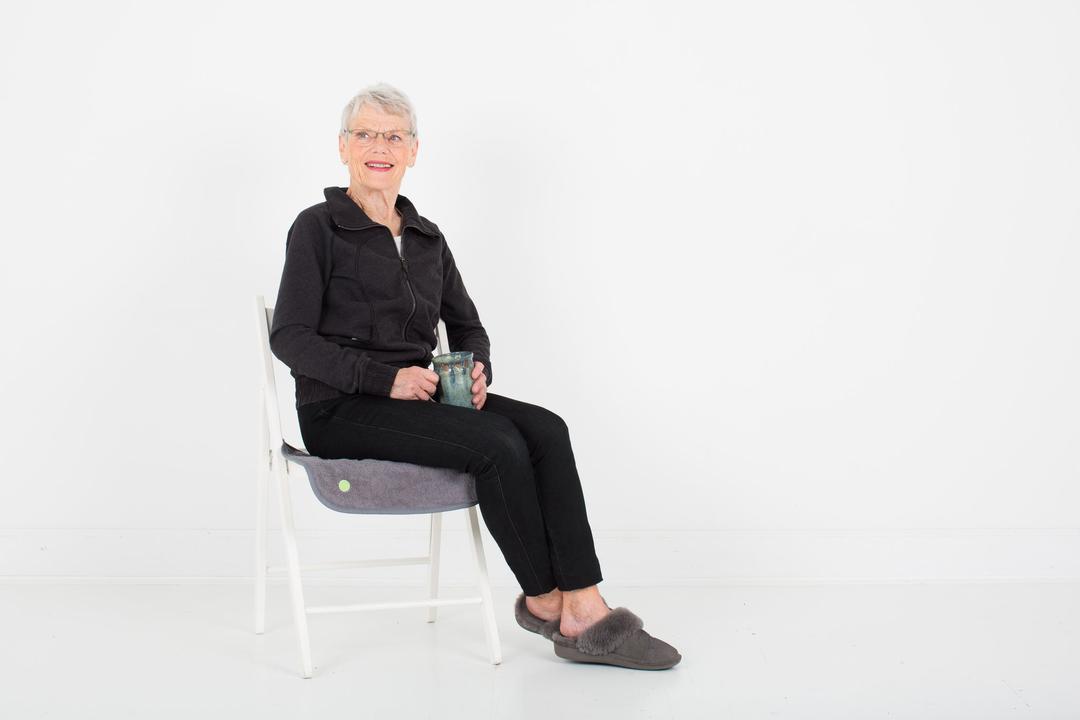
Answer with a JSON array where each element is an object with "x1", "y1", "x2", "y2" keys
[{"x1": 2, "y1": 527, "x2": 1079, "y2": 585}]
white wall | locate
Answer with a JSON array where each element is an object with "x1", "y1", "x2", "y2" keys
[{"x1": 2, "y1": 0, "x2": 1078, "y2": 584}]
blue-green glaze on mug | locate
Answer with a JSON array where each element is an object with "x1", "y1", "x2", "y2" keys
[{"x1": 432, "y1": 351, "x2": 476, "y2": 409}]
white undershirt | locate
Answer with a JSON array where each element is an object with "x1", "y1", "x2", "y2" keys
[{"x1": 393, "y1": 234, "x2": 402, "y2": 257}]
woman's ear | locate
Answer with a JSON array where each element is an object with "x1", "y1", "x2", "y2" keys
[{"x1": 407, "y1": 137, "x2": 419, "y2": 167}]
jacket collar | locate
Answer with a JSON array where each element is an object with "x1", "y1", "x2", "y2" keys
[{"x1": 324, "y1": 186, "x2": 440, "y2": 238}]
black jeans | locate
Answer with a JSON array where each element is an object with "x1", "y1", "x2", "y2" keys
[{"x1": 296, "y1": 391, "x2": 603, "y2": 595}]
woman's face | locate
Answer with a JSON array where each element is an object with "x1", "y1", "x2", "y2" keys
[{"x1": 338, "y1": 105, "x2": 419, "y2": 192}]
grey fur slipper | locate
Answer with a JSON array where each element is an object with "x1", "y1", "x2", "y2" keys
[
  {"x1": 514, "y1": 592, "x2": 562, "y2": 639},
  {"x1": 549, "y1": 607, "x2": 681, "y2": 670}
]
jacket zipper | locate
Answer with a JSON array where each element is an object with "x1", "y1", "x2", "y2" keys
[{"x1": 400, "y1": 233, "x2": 417, "y2": 342}]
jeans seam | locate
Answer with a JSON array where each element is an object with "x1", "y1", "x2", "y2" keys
[{"x1": 315, "y1": 414, "x2": 548, "y2": 592}]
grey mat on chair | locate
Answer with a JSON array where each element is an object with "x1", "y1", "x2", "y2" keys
[{"x1": 280, "y1": 442, "x2": 478, "y2": 515}]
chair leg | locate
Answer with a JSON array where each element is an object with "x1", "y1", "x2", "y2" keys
[
  {"x1": 426, "y1": 512, "x2": 443, "y2": 623},
  {"x1": 275, "y1": 455, "x2": 314, "y2": 678},
  {"x1": 465, "y1": 505, "x2": 502, "y2": 665},
  {"x1": 255, "y1": 389, "x2": 270, "y2": 635}
]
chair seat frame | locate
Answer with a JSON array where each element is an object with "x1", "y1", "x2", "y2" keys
[{"x1": 253, "y1": 294, "x2": 502, "y2": 678}]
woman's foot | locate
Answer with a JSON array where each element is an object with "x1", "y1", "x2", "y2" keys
[
  {"x1": 559, "y1": 585, "x2": 611, "y2": 638},
  {"x1": 524, "y1": 587, "x2": 562, "y2": 622}
]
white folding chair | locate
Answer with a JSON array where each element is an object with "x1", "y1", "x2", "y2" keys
[{"x1": 253, "y1": 293, "x2": 502, "y2": 678}]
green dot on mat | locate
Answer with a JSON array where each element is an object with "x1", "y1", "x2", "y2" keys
[{"x1": 338, "y1": 479, "x2": 351, "y2": 492}]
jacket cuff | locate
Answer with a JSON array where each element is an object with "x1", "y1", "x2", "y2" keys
[{"x1": 359, "y1": 359, "x2": 400, "y2": 397}]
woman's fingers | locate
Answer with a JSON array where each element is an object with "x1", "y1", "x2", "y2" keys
[{"x1": 471, "y1": 361, "x2": 486, "y2": 393}]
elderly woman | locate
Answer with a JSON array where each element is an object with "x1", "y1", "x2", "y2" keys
[{"x1": 270, "y1": 83, "x2": 680, "y2": 670}]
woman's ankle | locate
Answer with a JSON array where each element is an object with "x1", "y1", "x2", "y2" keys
[
  {"x1": 530, "y1": 587, "x2": 562, "y2": 602},
  {"x1": 560, "y1": 585, "x2": 610, "y2": 622},
  {"x1": 527, "y1": 588, "x2": 563, "y2": 612},
  {"x1": 559, "y1": 603, "x2": 611, "y2": 637}
]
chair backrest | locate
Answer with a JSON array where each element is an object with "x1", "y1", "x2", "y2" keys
[
  {"x1": 254, "y1": 295, "x2": 287, "y2": 460},
  {"x1": 254, "y1": 293, "x2": 445, "y2": 459}
]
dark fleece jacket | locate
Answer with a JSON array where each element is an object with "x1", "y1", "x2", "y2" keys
[{"x1": 270, "y1": 186, "x2": 493, "y2": 409}]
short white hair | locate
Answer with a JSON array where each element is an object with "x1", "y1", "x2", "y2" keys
[{"x1": 339, "y1": 82, "x2": 418, "y2": 139}]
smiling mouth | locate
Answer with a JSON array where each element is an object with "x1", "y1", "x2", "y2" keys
[{"x1": 365, "y1": 162, "x2": 394, "y2": 170}]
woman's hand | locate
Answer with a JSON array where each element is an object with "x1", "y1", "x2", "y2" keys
[
  {"x1": 471, "y1": 361, "x2": 488, "y2": 410},
  {"x1": 391, "y1": 366, "x2": 440, "y2": 401}
]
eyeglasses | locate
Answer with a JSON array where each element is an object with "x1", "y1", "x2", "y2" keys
[{"x1": 343, "y1": 128, "x2": 415, "y2": 147}]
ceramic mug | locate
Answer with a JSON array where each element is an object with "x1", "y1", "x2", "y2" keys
[{"x1": 431, "y1": 351, "x2": 476, "y2": 409}]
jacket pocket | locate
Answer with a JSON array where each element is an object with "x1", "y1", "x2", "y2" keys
[
  {"x1": 347, "y1": 320, "x2": 373, "y2": 342},
  {"x1": 325, "y1": 236, "x2": 379, "y2": 340},
  {"x1": 321, "y1": 277, "x2": 376, "y2": 341}
]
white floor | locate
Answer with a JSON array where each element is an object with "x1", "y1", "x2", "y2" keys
[{"x1": 1, "y1": 581, "x2": 1077, "y2": 719}]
